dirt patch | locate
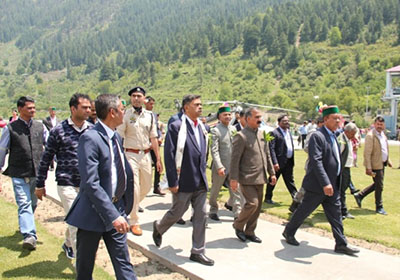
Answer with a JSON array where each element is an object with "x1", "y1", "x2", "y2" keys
[{"x1": 0, "y1": 176, "x2": 187, "y2": 280}]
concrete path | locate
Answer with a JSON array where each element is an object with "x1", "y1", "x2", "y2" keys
[{"x1": 44, "y1": 171, "x2": 400, "y2": 280}]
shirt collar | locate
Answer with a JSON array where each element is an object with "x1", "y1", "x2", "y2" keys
[
  {"x1": 98, "y1": 119, "x2": 115, "y2": 139},
  {"x1": 67, "y1": 117, "x2": 90, "y2": 132},
  {"x1": 185, "y1": 114, "x2": 198, "y2": 128},
  {"x1": 278, "y1": 126, "x2": 288, "y2": 135},
  {"x1": 20, "y1": 118, "x2": 32, "y2": 127}
]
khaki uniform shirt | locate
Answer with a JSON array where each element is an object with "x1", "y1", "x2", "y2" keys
[{"x1": 117, "y1": 107, "x2": 157, "y2": 150}]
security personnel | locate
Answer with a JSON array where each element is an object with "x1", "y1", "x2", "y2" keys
[{"x1": 117, "y1": 86, "x2": 163, "y2": 236}]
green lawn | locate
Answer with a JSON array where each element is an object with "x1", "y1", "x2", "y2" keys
[
  {"x1": 0, "y1": 197, "x2": 112, "y2": 280},
  {"x1": 215, "y1": 144, "x2": 400, "y2": 249}
]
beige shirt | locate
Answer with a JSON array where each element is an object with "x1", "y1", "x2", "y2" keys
[{"x1": 117, "y1": 107, "x2": 157, "y2": 150}]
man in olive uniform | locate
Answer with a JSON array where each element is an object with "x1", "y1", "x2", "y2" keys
[{"x1": 117, "y1": 87, "x2": 163, "y2": 236}]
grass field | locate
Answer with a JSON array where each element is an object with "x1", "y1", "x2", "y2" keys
[
  {"x1": 215, "y1": 144, "x2": 400, "y2": 249},
  {"x1": 0, "y1": 197, "x2": 112, "y2": 280}
]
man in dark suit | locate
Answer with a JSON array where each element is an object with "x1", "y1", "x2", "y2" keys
[
  {"x1": 153, "y1": 94, "x2": 214, "y2": 266},
  {"x1": 265, "y1": 114, "x2": 297, "y2": 204},
  {"x1": 234, "y1": 110, "x2": 246, "y2": 132},
  {"x1": 66, "y1": 94, "x2": 136, "y2": 280},
  {"x1": 42, "y1": 107, "x2": 59, "y2": 131},
  {"x1": 282, "y1": 106, "x2": 359, "y2": 256}
]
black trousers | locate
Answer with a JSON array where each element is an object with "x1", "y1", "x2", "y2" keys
[
  {"x1": 359, "y1": 168, "x2": 385, "y2": 209},
  {"x1": 340, "y1": 167, "x2": 351, "y2": 216},
  {"x1": 265, "y1": 159, "x2": 297, "y2": 201},
  {"x1": 150, "y1": 149, "x2": 161, "y2": 192},
  {"x1": 285, "y1": 187, "x2": 347, "y2": 247}
]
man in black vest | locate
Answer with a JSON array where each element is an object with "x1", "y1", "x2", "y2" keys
[{"x1": 0, "y1": 96, "x2": 46, "y2": 250}]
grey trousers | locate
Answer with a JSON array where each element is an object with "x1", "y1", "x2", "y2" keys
[
  {"x1": 156, "y1": 188, "x2": 207, "y2": 254},
  {"x1": 209, "y1": 171, "x2": 243, "y2": 217}
]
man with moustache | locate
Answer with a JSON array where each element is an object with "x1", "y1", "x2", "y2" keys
[
  {"x1": 265, "y1": 114, "x2": 298, "y2": 204},
  {"x1": 354, "y1": 116, "x2": 392, "y2": 215},
  {"x1": 153, "y1": 95, "x2": 214, "y2": 266},
  {"x1": 209, "y1": 104, "x2": 242, "y2": 221},
  {"x1": 282, "y1": 106, "x2": 359, "y2": 256},
  {"x1": 230, "y1": 107, "x2": 276, "y2": 243},
  {"x1": 0, "y1": 96, "x2": 47, "y2": 250},
  {"x1": 35, "y1": 93, "x2": 92, "y2": 259},
  {"x1": 66, "y1": 94, "x2": 136, "y2": 279},
  {"x1": 117, "y1": 86, "x2": 163, "y2": 236}
]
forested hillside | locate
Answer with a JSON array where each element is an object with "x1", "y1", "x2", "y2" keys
[{"x1": 0, "y1": 0, "x2": 400, "y2": 127}]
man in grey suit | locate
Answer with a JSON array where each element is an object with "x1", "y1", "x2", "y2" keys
[
  {"x1": 230, "y1": 108, "x2": 276, "y2": 243},
  {"x1": 282, "y1": 106, "x2": 359, "y2": 256},
  {"x1": 209, "y1": 105, "x2": 242, "y2": 221}
]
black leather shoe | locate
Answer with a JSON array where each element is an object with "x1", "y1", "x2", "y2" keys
[
  {"x1": 152, "y1": 221, "x2": 162, "y2": 247},
  {"x1": 282, "y1": 231, "x2": 299, "y2": 246},
  {"x1": 353, "y1": 194, "x2": 362, "y2": 208},
  {"x1": 153, "y1": 188, "x2": 166, "y2": 196},
  {"x1": 138, "y1": 206, "x2": 144, "y2": 213},
  {"x1": 334, "y1": 245, "x2": 360, "y2": 256},
  {"x1": 176, "y1": 218, "x2": 186, "y2": 225},
  {"x1": 350, "y1": 188, "x2": 360, "y2": 195},
  {"x1": 376, "y1": 208, "x2": 388, "y2": 215},
  {"x1": 233, "y1": 225, "x2": 246, "y2": 242},
  {"x1": 289, "y1": 201, "x2": 299, "y2": 213},
  {"x1": 245, "y1": 235, "x2": 262, "y2": 243},
  {"x1": 208, "y1": 213, "x2": 220, "y2": 221},
  {"x1": 224, "y1": 203, "x2": 233, "y2": 211},
  {"x1": 189, "y1": 253, "x2": 214, "y2": 266},
  {"x1": 265, "y1": 199, "x2": 275, "y2": 205}
]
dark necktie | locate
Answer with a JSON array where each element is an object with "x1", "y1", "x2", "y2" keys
[{"x1": 112, "y1": 135, "x2": 126, "y2": 200}]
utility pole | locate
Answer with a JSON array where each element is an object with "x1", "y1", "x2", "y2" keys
[{"x1": 365, "y1": 86, "x2": 370, "y2": 115}]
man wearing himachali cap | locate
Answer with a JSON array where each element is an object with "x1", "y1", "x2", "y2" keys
[
  {"x1": 208, "y1": 104, "x2": 243, "y2": 221},
  {"x1": 282, "y1": 106, "x2": 360, "y2": 256}
]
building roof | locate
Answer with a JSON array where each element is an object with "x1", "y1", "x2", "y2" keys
[{"x1": 386, "y1": 65, "x2": 400, "y2": 73}]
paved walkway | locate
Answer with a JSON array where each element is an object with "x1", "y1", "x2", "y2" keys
[{"x1": 44, "y1": 171, "x2": 400, "y2": 280}]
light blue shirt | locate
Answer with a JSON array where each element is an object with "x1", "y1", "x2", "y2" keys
[
  {"x1": 324, "y1": 126, "x2": 340, "y2": 176},
  {"x1": 298, "y1": 125, "x2": 307, "y2": 135},
  {"x1": 0, "y1": 118, "x2": 48, "y2": 170}
]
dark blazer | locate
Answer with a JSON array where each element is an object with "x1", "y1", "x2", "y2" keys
[
  {"x1": 43, "y1": 116, "x2": 59, "y2": 132},
  {"x1": 302, "y1": 126, "x2": 341, "y2": 194},
  {"x1": 66, "y1": 122, "x2": 134, "y2": 232},
  {"x1": 234, "y1": 122, "x2": 242, "y2": 132},
  {"x1": 269, "y1": 127, "x2": 294, "y2": 168},
  {"x1": 164, "y1": 118, "x2": 208, "y2": 192}
]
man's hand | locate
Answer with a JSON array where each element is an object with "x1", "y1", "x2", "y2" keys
[
  {"x1": 323, "y1": 184, "x2": 334, "y2": 196},
  {"x1": 35, "y1": 188, "x2": 46, "y2": 200},
  {"x1": 217, "y1": 168, "x2": 225, "y2": 177},
  {"x1": 269, "y1": 175, "x2": 277, "y2": 186},
  {"x1": 230, "y1": 180, "x2": 238, "y2": 192},
  {"x1": 112, "y1": 216, "x2": 130, "y2": 234},
  {"x1": 169, "y1": 186, "x2": 179, "y2": 194},
  {"x1": 156, "y1": 159, "x2": 163, "y2": 173},
  {"x1": 273, "y1": 164, "x2": 280, "y2": 172},
  {"x1": 366, "y1": 169, "x2": 373, "y2": 176}
]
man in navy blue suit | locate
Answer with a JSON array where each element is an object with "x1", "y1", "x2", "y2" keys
[
  {"x1": 66, "y1": 94, "x2": 136, "y2": 280},
  {"x1": 153, "y1": 94, "x2": 214, "y2": 266},
  {"x1": 265, "y1": 114, "x2": 298, "y2": 204},
  {"x1": 282, "y1": 106, "x2": 359, "y2": 256}
]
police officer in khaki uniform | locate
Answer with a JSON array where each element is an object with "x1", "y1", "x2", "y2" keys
[{"x1": 117, "y1": 86, "x2": 163, "y2": 236}]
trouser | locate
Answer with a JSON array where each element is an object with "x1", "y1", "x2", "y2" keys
[
  {"x1": 12, "y1": 177, "x2": 37, "y2": 239},
  {"x1": 265, "y1": 160, "x2": 297, "y2": 201},
  {"x1": 57, "y1": 185, "x2": 79, "y2": 253},
  {"x1": 233, "y1": 184, "x2": 263, "y2": 236},
  {"x1": 150, "y1": 149, "x2": 161, "y2": 192},
  {"x1": 301, "y1": 134, "x2": 307, "y2": 149},
  {"x1": 156, "y1": 187, "x2": 207, "y2": 254},
  {"x1": 285, "y1": 188, "x2": 347, "y2": 246},
  {"x1": 358, "y1": 168, "x2": 385, "y2": 209},
  {"x1": 126, "y1": 151, "x2": 152, "y2": 225},
  {"x1": 340, "y1": 167, "x2": 351, "y2": 216},
  {"x1": 209, "y1": 169, "x2": 243, "y2": 218},
  {"x1": 76, "y1": 227, "x2": 136, "y2": 280}
]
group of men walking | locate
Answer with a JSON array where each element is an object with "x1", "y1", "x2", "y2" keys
[{"x1": 0, "y1": 89, "x2": 393, "y2": 279}]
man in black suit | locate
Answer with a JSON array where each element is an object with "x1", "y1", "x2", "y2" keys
[
  {"x1": 42, "y1": 107, "x2": 59, "y2": 131},
  {"x1": 282, "y1": 106, "x2": 359, "y2": 256},
  {"x1": 265, "y1": 114, "x2": 297, "y2": 204},
  {"x1": 234, "y1": 110, "x2": 246, "y2": 132},
  {"x1": 66, "y1": 94, "x2": 136, "y2": 280}
]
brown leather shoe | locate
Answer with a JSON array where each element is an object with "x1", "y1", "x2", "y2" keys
[
  {"x1": 130, "y1": 225, "x2": 143, "y2": 236},
  {"x1": 153, "y1": 188, "x2": 166, "y2": 196}
]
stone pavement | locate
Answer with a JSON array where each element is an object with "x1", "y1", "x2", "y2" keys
[{"x1": 44, "y1": 171, "x2": 400, "y2": 280}]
